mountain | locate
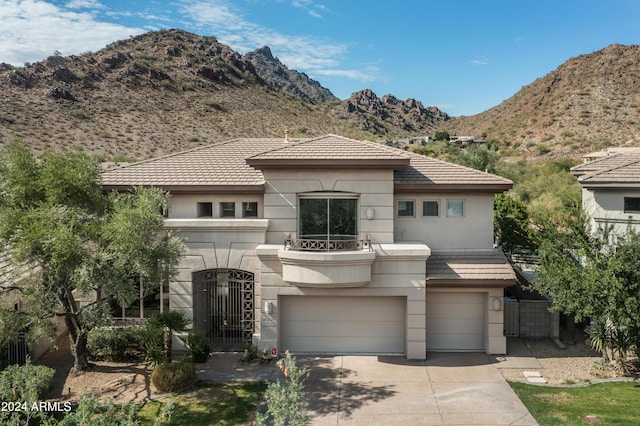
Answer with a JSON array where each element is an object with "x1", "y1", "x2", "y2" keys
[
  {"x1": 2, "y1": 29, "x2": 639, "y2": 161},
  {"x1": 0, "y1": 29, "x2": 376, "y2": 159},
  {"x1": 244, "y1": 46, "x2": 338, "y2": 104},
  {"x1": 443, "y1": 44, "x2": 640, "y2": 158}
]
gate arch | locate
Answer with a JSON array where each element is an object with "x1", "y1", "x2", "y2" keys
[{"x1": 192, "y1": 269, "x2": 255, "y2": 351}]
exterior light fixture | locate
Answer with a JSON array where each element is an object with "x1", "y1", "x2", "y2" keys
[{"x1": 366, "y1": 207, "x2": 375, "y2": 220}]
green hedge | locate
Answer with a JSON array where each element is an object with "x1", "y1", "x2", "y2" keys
[
  {"x1": 0, "y1": 359, "x2": 55, "y2": 400},
  {"x1": 87, "y1": 326, "x2": 147, "y2": 362}
]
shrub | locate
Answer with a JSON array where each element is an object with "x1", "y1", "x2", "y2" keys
[
  {"x1": 151, "y1": 360, "x2": 196, "y2": 392},
  {"x1": 87, "y1": 326, "x2": 145, "y2": 362},
  {"x1": 241, "y1": 342, "x2": 270, "y2": 364},
  {"x1": 0, "y1": 358, "x2": 56, "y2": 424},
  {"x1": 183, "y1": 330, "x2": 210, "y2": 363},
  {"x1": 0, "y1": 358, "x2": 55, "y2": 400}
]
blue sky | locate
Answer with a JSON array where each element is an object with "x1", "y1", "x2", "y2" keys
[{"x1": 1, "y1": 0, "x2": 639, "y2": 116}]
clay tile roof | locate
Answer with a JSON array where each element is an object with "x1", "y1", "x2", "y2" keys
[
  {"x1": 101, "y1": 138, "x2": 289, "y2": 192},
  {"x1": 394, "y1": 152, "x2": 513, "y2": 192},
  {"x1": 426, "y1": 250, "x2": 516, "y2": 288},
  {"x1": 246, "y1": 134, "x2": 410, "y2": 168},
  {"x1": 573, "y1": 153, "x2": 640, "y2": 186},
  {"x1": 101, "y1": 134, "x2": 512, "y2": 193}
]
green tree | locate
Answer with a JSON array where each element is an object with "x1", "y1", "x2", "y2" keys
[
  {"x1": 494, "y1": 193, "x2": 534, "y2": 255},
  {"x1": 0, "y1": 140, "x2": 184, "y2": 372},
  {"x1": 150, "y1": 311, "x2": 191, "y2": 363},
  {"x1": 449, "y1": 145, "x2": 499, "y2": 173},
  {"x1": 433, "y1": 131, "x2": 450, "y2": 141},
  {"x1": 533, "y1": 218, "x2": 640, "y2": 362}
]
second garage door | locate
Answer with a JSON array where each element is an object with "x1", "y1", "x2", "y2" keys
[
  {"x1": 426, "y1": 292, "x2": 485, "y2": 351},
  {"x1": 280, "y1": 296, "x2": 405, "y2": 355}
]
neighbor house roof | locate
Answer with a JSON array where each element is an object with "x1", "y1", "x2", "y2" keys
[
  {"x1": 102, "y1": 134, "x2": 512, "y2": 193},
  {"x1": 0, "y1": 248, "x2": 39, "y2": 289},
  {"x1": 572, "y1": 152, "x2": 640, "y2": 188},
  {"x1": 426, "y1": 250, "x2": 516, "y2": 288}
]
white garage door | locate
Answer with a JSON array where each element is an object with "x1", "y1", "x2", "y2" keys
[
  {"x1": 426, "y1": 292, "x2": 485, "y2": 351},
  {"x1": 280, "y1": 296, "x2": 405, "y2": 355}
]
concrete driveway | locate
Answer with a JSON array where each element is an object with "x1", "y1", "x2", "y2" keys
[{"x1": 198, "y1": 351, "x2": 538, "y2": 425}]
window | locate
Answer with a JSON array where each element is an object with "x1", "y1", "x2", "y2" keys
[
  {"x1": 447, "y1": 200, "x2": 464, "y2": 217},
  {"x1": 299, "y1": 196, "x2": 358, "y2": 241},
  {"x1": 242, "y1": 202, "x2": 258, "y2": 217},
  {"x1": 624, "y1": 197, "x2": 640, "y2": 213},
  {"x1": 197, "y1": 202, "x2": 213, "y2": 217},
  {"x1": 110, "y1": 276, "x2": 168, "y2": 320},
  {"x1": 422, "y1": 200, "x2": 439, "y2": 217},
  {"x1": 220, "y1": 202, "x2": 235, "y2": 218},
  {"x1": 397, "y1": 200, "x2": 415, "y2": 217}
]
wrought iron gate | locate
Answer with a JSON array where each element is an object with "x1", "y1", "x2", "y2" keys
[{"x1": 192, "y1": 269, "x2": 254, "y2": 351}]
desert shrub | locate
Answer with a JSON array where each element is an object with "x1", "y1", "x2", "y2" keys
[
  {"x1": 139, "y1": 322, "x2": 165, "y2": 369},
  {"x1": 183, "y1": 330, "x2": 210, "y2": 363},
  {"x1": 241, "y1": 342, "x2": 270, "y2": 364},
  {"x1": 0, "y1": 357, "x2": 55, "y2": 400},
  {"x1": 151, "y1": 359, "x2": 196, "y2": 392},
  {"x1": 0, "y1": 358, "x2": 56, "y2": 425},
  {"x1": 255, "y1": 351, "x2": 309, "y2": 426},
  {"x1": 87, "y1": 326, "x2": 146, "y2": 362}
]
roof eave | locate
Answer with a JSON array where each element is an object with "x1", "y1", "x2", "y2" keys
[
  {"x1": 426, "y1": 278, "x2": 516, "y2": 288},
  {"x1": 102, "y1": 184, "x2": 265, "y2": 193},
  {"x1": 394, "y1": 183, "x2": 513, "y2": 193}
]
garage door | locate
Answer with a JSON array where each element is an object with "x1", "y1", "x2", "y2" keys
[
  {"x1": 426, "y1": 292, "x2": 485, "y2": 351},
  {"x1": 280, "y1": 296, "x2": 405, "y2": 355}
]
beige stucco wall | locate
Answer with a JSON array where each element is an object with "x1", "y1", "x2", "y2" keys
[
  {"x1": 582, "y1": 187, "x2": 640, "y2": 235},
  {"x1": 393, "y1": 193, "x2": 495, "y2": 249},
  {"x1": 256, "y1": 242, "x2": 430, "y2": 360},
  {"x1": 168, "y1": 194, "x2": 263, "y2": 218},
  {"x1": 261, "y1": 169, "x2": 395, "y2": 245}
]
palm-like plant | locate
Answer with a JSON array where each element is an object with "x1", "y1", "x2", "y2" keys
[{"x1": 150, "y1": 311, "x2": 191, "y2": 362}]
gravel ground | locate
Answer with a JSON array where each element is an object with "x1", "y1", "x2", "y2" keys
[{"x1": 499, "y1": 334, "x2": 637, "y2": 385}]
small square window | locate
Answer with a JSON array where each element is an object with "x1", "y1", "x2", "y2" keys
[
  {"x1": 422, "y1": 200, "x2": 439, "y2": 217},
  {"x1": 197, "y1": 202, "x2": 213, "y2": 217},
  {"x1": 242, "y1": 202, "x2": 258, "y2": 217},
  {"x1": 447, "y1": 200, "x2": 464, "y2": 217},
  {"x1": 624, "y1": 197, "x2": 640, "y2": 213},
  {"x1": 397, "y1": 200, "x2": 415, "y2": 217},
  {"x1": 220, "y1": 202, "x2": 235, "y2": 218}
]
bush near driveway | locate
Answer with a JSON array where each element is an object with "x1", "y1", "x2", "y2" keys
[{"x1": 510, "y1": 381, "x2": 640, "y2": 426}]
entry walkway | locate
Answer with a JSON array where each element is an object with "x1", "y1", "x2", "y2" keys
[{"x1": 198, "y1": 350, "x2": 538, "y2": 425}]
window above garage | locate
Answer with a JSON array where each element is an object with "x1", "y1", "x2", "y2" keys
[{"x1": 289, "y1": 193, "x2": 365, "y2": 251}]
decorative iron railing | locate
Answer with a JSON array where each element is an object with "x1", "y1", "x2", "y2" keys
[{"x1": 284, "y1": 236, "x2": 372, "y2": 252}]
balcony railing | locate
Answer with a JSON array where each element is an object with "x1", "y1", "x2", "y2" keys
[{"x1": 284, "y1": 235, "x2": 372, "y2": 252}]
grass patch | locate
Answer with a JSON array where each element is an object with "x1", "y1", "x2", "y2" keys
[
  {"x1": 510, "y1": 381, "x2": 640, "y2": 425},
  {"x1": 137, "y1": 381, "x2": 266, "y2": 425}
]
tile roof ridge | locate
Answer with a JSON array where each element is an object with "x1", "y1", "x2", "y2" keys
[
  {"x1": 101, "y1": 138, "x2": 244, "y2": 174},
  {"x1": 571, "y1": 152, "x2": 626, "y2": 171},
  {"x1": 579, "y1": 155, "x2": 640, "y2": 182}
]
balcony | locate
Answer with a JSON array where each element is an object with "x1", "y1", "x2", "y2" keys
[
  {"x1": 284, "y1": 235, "x2": 372, "y2": 252},
  {"x1": 278, "y1": 236, "x2": 375, "y2": 288}
]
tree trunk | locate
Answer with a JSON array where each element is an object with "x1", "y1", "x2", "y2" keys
[
  {"x1": 71, "y1": 331, "x2": 89, "y2": 373},
  {"x1": 164, "y1": 328, "x2": 172, "y2": 363}
]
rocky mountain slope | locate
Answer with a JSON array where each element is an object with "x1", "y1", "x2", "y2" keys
[
  {"x1": 243, "y1": 46, "x2": 337, "y2": 105},
  {"x1": 0, "y1": 29, "x2": 448, "y2": 159},
  {"x1": 2, "y1": 29, "x2": 640, "y2": 160},
  {"x1": 443, "y1": 44, "x2": 640, "y2": 158}
]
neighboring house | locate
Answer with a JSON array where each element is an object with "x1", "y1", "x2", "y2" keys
[
  {"x1": 571, "y1": 151, "x2": 640, "y2": 235},
  {"x1": 102, "y1": 134, "x2": 515, "y2": 360}
]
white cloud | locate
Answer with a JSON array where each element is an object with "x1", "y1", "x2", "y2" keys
[
  {"x1": 179, "y1": 0, "x2": 376, "y2": 83},
  {"x1": 65, "y1": 0, "x2": 104, "y2": 9},
  {"x1": 0, "y1": 0, "x2": 144, "y2": 65},
  {"x1": 470, "y1": 57, "x2": 489, "y2": 65}
]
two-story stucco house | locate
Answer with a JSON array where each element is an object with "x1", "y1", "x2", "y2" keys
[
  {"x1": 571, "y1": 151, "x2": 640, "y2": 235},
  {"x1": 102, "y1": 134, "x2": 515, "y2": 360}
]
